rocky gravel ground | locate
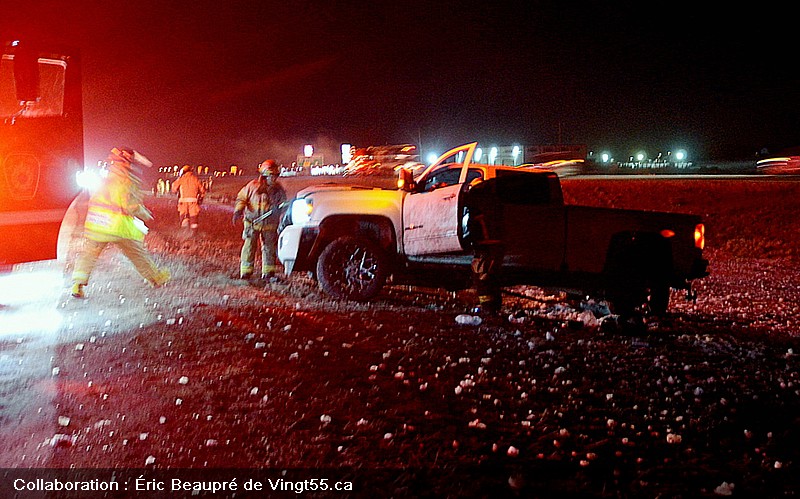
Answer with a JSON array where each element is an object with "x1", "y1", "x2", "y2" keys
[{"x1": 3, "y1": 176, "x2": 800, "y2": 498}]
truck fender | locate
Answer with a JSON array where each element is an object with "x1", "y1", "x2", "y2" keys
[{"x1": 312, "y1": 215, "x2": 398, "y2": 268}]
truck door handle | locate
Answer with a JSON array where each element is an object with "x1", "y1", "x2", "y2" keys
[{"x1": 442, "y1": 194, "x2": 456, "y2": 200}]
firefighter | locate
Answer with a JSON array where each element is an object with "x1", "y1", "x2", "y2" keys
[
  {"x1": 471, "y1": 243, "x2": 504, "y2": 315},
  {"x1": 70, "y1": 147, "x2": 170, "y2": 298},
  {"x1": 464, "y1": 179, "x2": 505, "y2": 315},
  {"x1": 231, "y1": 159, "x2": 287, "y2": 281},
  {"x1": 171, "y1": 164, "x2": 206, "y2": 231}
]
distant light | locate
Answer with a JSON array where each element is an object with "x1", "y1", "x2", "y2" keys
[
  {"x1": 488, "y1": 147, "x2": 498, "y2": 165},
  {"x1": 304, "y1": 145, "x2": 313, "y2": 158},
  {"x1": 512, "y1": 145, "x2": 521, "y2": 166},
  {"x1": 601, "y1": 152, "x2": 611, "y2": 163},
  {"x1": 675, "y1": 149, "x2": 687, "y2": 161},
  {"x1": 636, "y1": 152, "x2": 646, "y2": 162},
  {"x1": 341, "y1": 143, "x2": 352, "y2": 164},
  {"x1": 474, "y1": 147, "x2": 483, "y2": 162},
  {"x1": 426, "y1": 152, "x2": 438, "y2": 165}
]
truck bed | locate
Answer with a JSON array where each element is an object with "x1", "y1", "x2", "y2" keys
[{"x1": 498, "y1": 203, "x2": 703, "y2": 284}]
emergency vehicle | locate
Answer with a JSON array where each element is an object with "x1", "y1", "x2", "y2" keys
[{"x1": 0, "y1": 40, "x2": 84, "y2": 267}]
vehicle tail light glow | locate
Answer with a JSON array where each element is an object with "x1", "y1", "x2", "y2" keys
[
  {"x1": 660, "y1": 229, "x2": 675, "y2": 238},
  {"x1": 694, "y1": 224, "x2": 705, "y2": 249}
]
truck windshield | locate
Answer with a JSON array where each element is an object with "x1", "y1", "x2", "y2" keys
[{"x1": 0, "y1": 56, "x2": 66, "y2": 118}]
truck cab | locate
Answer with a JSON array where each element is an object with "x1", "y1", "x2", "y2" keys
[{"x1": 400, "y1": 142, "x2": 565, "y2": 271}]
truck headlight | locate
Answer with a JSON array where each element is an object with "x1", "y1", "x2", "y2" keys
[{"x1": 290, "y1": 198, "x2": 313, "y2": 225}]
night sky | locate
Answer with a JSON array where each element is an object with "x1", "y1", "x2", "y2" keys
[{"x1": 3, "y1": 1, "x2": 798, "y2": 167}]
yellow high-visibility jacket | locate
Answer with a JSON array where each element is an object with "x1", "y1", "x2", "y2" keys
[{"x1": 84, "y1": 171, "x2": 151, "y2": 241}]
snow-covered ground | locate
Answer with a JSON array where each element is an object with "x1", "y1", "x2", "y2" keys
[{"x1": 0, "y1": 175, "x2": 798, "y2": 497}]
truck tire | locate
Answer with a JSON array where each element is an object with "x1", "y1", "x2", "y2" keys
[
  {"x1": 608, "y1": 281, "x2": 670, "y2": 317},
  {"x1": 605, "y1": 233, "x2": 673, "y2": 317},
  {"x1": 607, "y1": 286, "x2": 644, "y2": 317},
  {"x1": 647, "y1": 281, "x2": 671, "y2": 316},
  {"x1": 316, "y1": 236, "x2": 389, "y2": 301}
]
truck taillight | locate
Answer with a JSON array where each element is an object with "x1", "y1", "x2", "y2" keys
[{"x1": 694, "y1": 224, "x2": 705, "y2": 249}]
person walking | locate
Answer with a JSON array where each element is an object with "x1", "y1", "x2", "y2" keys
[
  {"x1": 70, "y1": 147, "x2": 170, "y2": 298},
  {"x1": 171, "y1": 164, "x2": 206, "y2": 231},
  {"x1": 231, "y1": 159, "x2": 287, "y2": 281}
]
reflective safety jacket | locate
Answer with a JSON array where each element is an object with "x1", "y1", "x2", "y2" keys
[
  {"x1": 171, "y1": 171, "x2": 206, "y2": 203},
  {"x1": 234, "y1": 178, "x2": 287, "y2": 230},
  {"x1": 84, "y1": 170, "x2": 152, "y2": 241}
]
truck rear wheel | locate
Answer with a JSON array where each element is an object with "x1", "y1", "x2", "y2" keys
[
  {"x1": 316, "y1": 236, "x2": 388, "y2": 301},
  {"x1": 647, "y1": 281, "x2": 671, "y2": 316},
  {"x1": 604, "y1": 234, "x2": 673, "y2": 317},
  {"x1": 608, "y1": 280, "x2": 670, "y2": 317}
]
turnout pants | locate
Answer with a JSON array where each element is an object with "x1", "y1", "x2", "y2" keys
[
  {"x1": 72, "y1": 236, "x2": 164, "y2": 286},
  {"x1": 240, "y1": 223, "x2": 279, "y2": 277},
  {"x1": 471, "y1": 243, "x2": 504, "y2": 314},
  {"x1": 178, "y1": 201, "x2": 201, "y2": 229}
]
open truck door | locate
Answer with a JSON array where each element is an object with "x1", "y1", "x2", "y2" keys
[
  {"x1": 401, "y1": 143, "x2": 478, "y2": 256},
  {"x1": 0, "y1": 40, "x2": 84, "y2": 267}
]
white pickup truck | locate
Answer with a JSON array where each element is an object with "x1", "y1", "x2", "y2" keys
[{"x1": 277, "y1": 143, "x2": 708, "y2": 314}]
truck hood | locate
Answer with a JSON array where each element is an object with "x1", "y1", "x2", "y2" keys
[
  {"x1": 293, "y1": 183, "x2": 406, "y2": 229},
  {"x1": 295, "y1": 182, "x2": 397, "y2": 198}
]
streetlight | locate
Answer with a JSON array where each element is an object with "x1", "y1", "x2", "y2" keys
[{"x1": 512, "y1": 145, "x2": 520, "y2": 166}]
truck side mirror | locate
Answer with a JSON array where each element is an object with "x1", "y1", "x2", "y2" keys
[
  {"x1": 397, "y1": 168, "x2": 416, "y2": 192},
  {"x1": 14, "y1": 49, "x2": 40, "y2": 102}
]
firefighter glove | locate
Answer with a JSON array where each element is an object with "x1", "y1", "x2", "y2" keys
[{"x1": 232, "y1": 211, "x2": 243, "y2": 225}]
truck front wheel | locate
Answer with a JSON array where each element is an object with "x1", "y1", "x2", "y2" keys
[{"x1": 316, "y1": 236, "x2": 389, "y2": 301}]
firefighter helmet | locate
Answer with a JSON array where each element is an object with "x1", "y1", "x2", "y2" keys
[
  {"x1": 109, "y1": 147, "x2": 134, "y2": 164},
  {"x1": 258, "y1": 159, "x2": 279, "y2": 176},
  {"x1": 108, "y1": 147, "x2": 153, "y2": 168}
]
